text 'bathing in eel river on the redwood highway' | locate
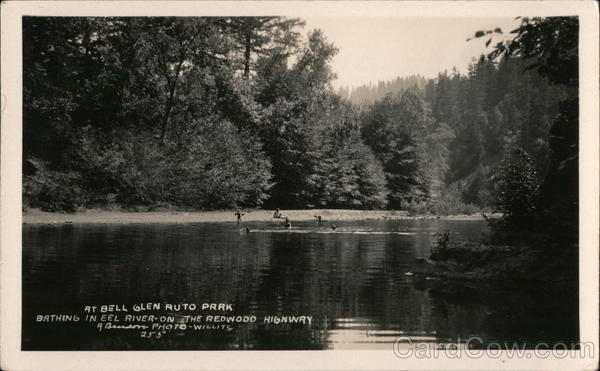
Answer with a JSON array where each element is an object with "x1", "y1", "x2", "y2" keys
[{"x1": 34, "y1": 302, "x2": 314, "y2": 338}]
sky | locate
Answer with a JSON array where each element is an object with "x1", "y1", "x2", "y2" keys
[{"x1": 302, "y1": 17, "x2": 521, "y2": 90}]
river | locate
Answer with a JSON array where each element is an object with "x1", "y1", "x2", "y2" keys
[{"x1": 22, "y1": 219, "x2": 578, "y2": 350}]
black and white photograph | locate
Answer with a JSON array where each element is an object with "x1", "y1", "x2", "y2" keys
[{"x1": 1, "y1": 1, "x2": 598, "y2": 370}]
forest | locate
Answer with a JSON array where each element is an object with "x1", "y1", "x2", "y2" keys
[
  {"x1": 337, "y1": 75, "x2": 428, "y2": 105},
  {"x1": 22, "y1": 16, "x2": 578, "y2": 242}
]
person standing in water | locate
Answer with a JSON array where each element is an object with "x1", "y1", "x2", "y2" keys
[
  {"x1": 235, "y1": 210, "x2": 244, "y2": 225},
  {"x1": 284, "y1": 217, "x2": 292, "y2": 229}
]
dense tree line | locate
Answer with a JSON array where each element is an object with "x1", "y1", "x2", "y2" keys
[
  {"x1": 347, "y1": 56, "x2": 567, "y2": 215},
  {"x1": 23, "y1": 15, "x2": 577, "y2": 231},
  {"x1": 480, "y1": 17, "x2": 578, "y2": 244},
  {"x1": 421, "y1": 56, "x2": 566, "y2": 207},
  {"x1": 337, "y1": 75, "x2": 428, "y2": 106},
  {"x1": 351, "y1": 18, "x2": 576, "y2": 229},
  {"x1": 23, "y1": 17, "x2": 387, "y2": 211}
]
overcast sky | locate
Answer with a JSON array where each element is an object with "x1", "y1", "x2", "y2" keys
[{"x1": 302, "y1": 17, "x2": 521, "y2": 90}]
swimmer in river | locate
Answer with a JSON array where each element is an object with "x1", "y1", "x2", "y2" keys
[
  {"x1": 240, "y1": 227, "x2": 250, "y2": 234},
  {"x1": 284, "y1": 217, "x2": 292, "y2": 229},
  {"x1": 331, "y1": 224, "x2": 336, "y2": 230},
  {"x1": 314, "y1": 215, "x2": 322, "y2": 223}
]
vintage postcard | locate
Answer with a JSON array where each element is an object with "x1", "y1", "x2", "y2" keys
[{"x1": 1, "y1": 1, "x2": 598, "y2": 370}]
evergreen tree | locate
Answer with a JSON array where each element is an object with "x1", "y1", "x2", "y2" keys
[{"x1": 361, "y1": 89, "x2": 431, "y2": 208}]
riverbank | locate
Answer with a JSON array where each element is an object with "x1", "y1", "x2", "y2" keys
[
  {"x1": 413, "y1": 241, "x2": 578, "y2": 284},
  {"x1": 22, "y1": 208, "x2": 489, "y2": 224}
]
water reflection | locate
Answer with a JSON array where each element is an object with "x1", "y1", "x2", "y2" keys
[{"x1": 22, "y1": 219, "x2": 577, "y2": 350}]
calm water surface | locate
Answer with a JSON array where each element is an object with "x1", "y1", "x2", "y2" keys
[{"x1": 22, "y1": 219, "x2": 578, "y2": 350}]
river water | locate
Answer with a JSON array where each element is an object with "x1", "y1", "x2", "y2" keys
[{"x1": 22, "y1": 219, "x2": 578, "y2": 350}]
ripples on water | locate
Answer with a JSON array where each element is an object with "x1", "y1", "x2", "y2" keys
[{"x1": 22, "y1": 219, "x2": 578, "y2": 350}]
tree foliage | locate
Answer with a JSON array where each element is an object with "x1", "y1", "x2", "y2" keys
[
  {"x1": 23, "y1": 17, "x2": 388, "y2": 211},
  {"x1": 492, "y1": 148, "x2": 539, "y2": 226},
  {"x1": 476, "y1": 16, "x2": 579, "y2": 243},
  {"x1": 361, "y1": 89, "x2": 434, "y2": 208},
  {"x1": 22, "y1": 16, "x2": 577, "y2": 227}
]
